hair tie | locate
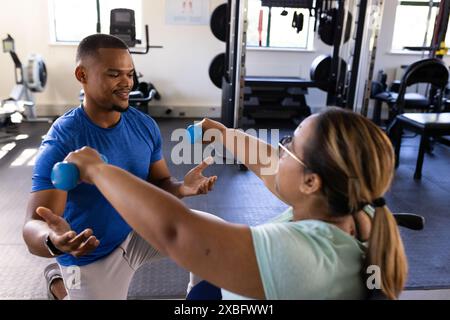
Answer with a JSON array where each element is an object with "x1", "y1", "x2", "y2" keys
[
  {"x1": 372, "y1": 197, "x2": 386, "y2": 208},
  {"x1": 361, "y1": 197, "x2": 386, "y2": 219}
]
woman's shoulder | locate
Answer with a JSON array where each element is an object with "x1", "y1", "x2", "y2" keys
[
  {"x1": 250, "y1": 218, "x2": 366, "y2": 299},
  {"x1": 266, "y1": 208, "x2": 362, "y2": 244},
  {"x1": 254, "y1": 217, "x2": 364, "y2": 257}
]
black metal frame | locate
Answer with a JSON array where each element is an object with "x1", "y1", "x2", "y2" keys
[
  {"x1": 346, "y1": 0, "x2": 368, "y2": 110},
  {"x1": 326, "y1": 0, "x2": 345, "y2": 106},
  {"x1": 220, "y1": 0, "x2": 371, "y2": 126},
  {"x1": 3, "y1": 35, "x2": 23, "y2": 85},
  {"x1": 221, "y1": 0, "x2": 240, "y2": 128},
  {"x1": 430, "y1": 0, "x2": 450, "y2": 58}
]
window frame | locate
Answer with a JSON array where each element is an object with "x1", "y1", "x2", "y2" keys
[
  {"x1": 48, "y1": 0, "x2": 143, "y2": 46},
  {"x1": 245, "y1": 0, "x2": 316, "y2": 52},
  {"x1": 390, "y1": 0, "x2": 450, "y2": 55}
]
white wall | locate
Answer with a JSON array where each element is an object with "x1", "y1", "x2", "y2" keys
[
  {"x1": 0, "y1": 0, "x2": 225, "y2": 116},
  {"x1": 0, "y1": 0, "x2": 448, "y2": 117},
  {"x1": 374, "y1": 0, "x2": 450, "y2": 84}
]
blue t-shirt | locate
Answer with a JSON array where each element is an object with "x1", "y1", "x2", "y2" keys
[{"x1": 31, "y1": 106, "x2": 162, "y2": 267}]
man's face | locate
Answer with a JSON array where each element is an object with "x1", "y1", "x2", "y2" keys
[{"x1": 80, "y1": 48, "x2": 134, "y2": 112}]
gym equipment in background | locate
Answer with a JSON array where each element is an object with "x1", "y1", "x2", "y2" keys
[
  {"x1": 392, "y1": 59, "x2": 448, "y2": 115},
  {"x1": 210, "y1": 4, "x2": 228, "y2": 42},
  {"x1": 391, "y1": 112, "x2": 450, "y2": 180},
  {"x1": 79, "y1": 8, "x2": 162, "y2": 114},
  {"x1": 51, "y1": 154, "x2": 108, "y2": 191},
  {"x1": 318, "y1": 8, "x2": 352, "y2": 46},
  {"x1": 1, "y1": 34, "x2": 50, "y2": 123},
  {"x1": 362, "y1": 0, "x2": 450, "y2": 121},
  {"x1": 215, "y1": 0, "x2": 247, "y2": 129},
  {"x1": 310, "y1": 54, "x2": 347, "y2": 92},
  {"x1": 209, "y1": 53, "x2": 226, "y2": 89},
  {"x1": 110, "y1": 8, "x2": 137, "y2": 48},
  {"x1": 209, "y1": 0, "x2": 372, "y2": 127},
  {"x1": 429, "y1": 0, "x2": 450, "y2": 59},
  {"x1": 110, "y1": 9, "x2": 161, "y2": 113}
]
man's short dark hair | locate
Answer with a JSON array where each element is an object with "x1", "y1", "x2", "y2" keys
[{"x1": 76, "y1": 34, "x2": 129, "y2": 63}]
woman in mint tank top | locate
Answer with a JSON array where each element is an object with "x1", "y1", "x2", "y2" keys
[{"x1": 50, "y1": 108, "x2": 407, "y2": 300}]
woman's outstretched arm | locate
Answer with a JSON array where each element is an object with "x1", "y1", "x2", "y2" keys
[
  {"x1": 64, "y1": 147, "x2": 265, "y2": 298},
  {"x1": 201, "y1": 119, "x2": 283, "y2": 201}
]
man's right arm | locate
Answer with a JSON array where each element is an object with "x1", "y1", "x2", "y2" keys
[
  {"x1": 22, "y1": 189, "x2": 67, "y2": 257},
  {"x1": 24, "y1": 123, "x2": 99, "y2": 258}
]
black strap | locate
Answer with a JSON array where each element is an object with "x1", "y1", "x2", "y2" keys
[
  {"x1": 46, "y1": 235, "x2": 64, "y2": 256},
  {"x1": 372, "y1": 197, "x2": 386, "y2": 208}
]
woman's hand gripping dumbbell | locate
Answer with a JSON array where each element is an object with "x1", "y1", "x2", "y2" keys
[{"x1": 51, "y1": 148, "x2": 108, "y2": 191}]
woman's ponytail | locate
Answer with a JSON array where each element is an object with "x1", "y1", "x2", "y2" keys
[{"x1": 366, "y1": 205, "x2": 408, "y2": 299}]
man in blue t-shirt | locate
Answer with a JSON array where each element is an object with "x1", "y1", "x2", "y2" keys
[{"x1": 22, "y1": 34, "x2": 217, "y2": 299}]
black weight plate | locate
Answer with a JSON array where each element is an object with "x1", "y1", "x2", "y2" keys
[
  {"x1": 319, "y1": 9, "x2": 353, "y2": 45},
  {"x1": 209, "y1": 53, "x2": 226, "y2": 89},
  {"x1": 311, "y1": 54, "x2": 331, "y2": 90},
  {"x1": 210, "y1": 4, "x2": 227, "y2": 42},
  {"x1": 310, "y1": 54, "x2": 347, "y2": 92}
]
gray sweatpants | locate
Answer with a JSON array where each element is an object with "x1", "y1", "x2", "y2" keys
[{"x1": 58, "y1": 209, "x2": 218, "y2": 300}]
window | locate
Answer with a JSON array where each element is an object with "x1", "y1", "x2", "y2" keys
[
  {"x1": 391, "y1": 0, "x2": 450, "y2": 52},
  {"x1": 50, "y1": 0, "x2": 142, "y2": 43},
  {"x1": 246, "y1": 0, "x2": 315, "y2": 50}
]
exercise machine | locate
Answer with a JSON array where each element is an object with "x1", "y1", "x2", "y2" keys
[
  {"x1": 110, "y1": 8, "x2": 162, "y2": 114},
  {"x1": 1, "y1": 34, "x2": 50, "y2": 124}
]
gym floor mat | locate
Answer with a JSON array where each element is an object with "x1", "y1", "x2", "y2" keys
[{"x1": 0, "y1": 119, "x2": 449, "y2": 299}]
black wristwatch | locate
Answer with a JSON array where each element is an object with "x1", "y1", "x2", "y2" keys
[{"x1": 44, "y1": 234, "x2": 64, "y2": 257}]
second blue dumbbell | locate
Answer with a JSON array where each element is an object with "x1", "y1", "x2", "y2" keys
[{"x1": 187, "y1": 123, "x2": 202, "y2": 144}]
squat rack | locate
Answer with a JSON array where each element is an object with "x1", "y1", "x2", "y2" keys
[{"x1": 220, "y1": 0, "x2": 377, "y2": 128}]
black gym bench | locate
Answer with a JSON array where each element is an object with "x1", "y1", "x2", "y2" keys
[{"x1": 391, "y1": 113, "x2": 450, "y2": 179}]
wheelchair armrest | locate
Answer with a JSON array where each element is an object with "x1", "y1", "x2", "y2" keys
[{"x1": 393, "y1": 213, "x2": 425, "y2": 230}]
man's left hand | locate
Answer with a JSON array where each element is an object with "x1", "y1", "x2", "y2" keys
[{"x1": 180, "y1": 157, "x2": 217, "y2": 197}]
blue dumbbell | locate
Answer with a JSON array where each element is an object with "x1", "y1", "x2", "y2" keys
[
  {"x1": 51, "y1": 154, "x2": 108, "y2": 191},
  {"x1": 187, "y1": 123, "x2": 202, "y2": 144}
]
